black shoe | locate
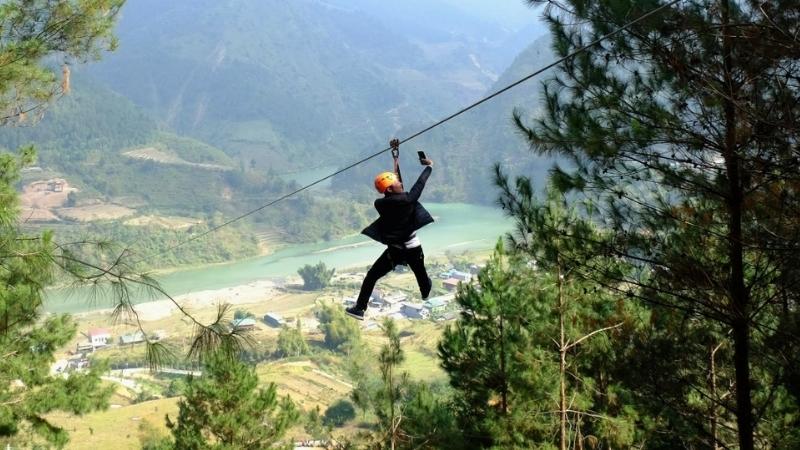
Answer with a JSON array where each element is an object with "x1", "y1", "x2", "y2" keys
[
  {"x1": 421, "y1": 277, "x2": 432, "y2": 300},
  {"x1": 345, "y1": 306, "x2": 365, "y2": 321}
]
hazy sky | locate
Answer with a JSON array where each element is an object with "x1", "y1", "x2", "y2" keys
[{"x1": 441, "y1": 0, "x2": 543, "y2": 31}]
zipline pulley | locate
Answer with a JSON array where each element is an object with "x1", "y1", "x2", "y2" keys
[{"x1": 389, "y1": 138, "x2": 403, "y2": 183}]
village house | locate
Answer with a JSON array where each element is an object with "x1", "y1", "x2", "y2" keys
[
  {"x1": 87, "y1": 328, "x2": 111, "y2": 348},
  {"x1": 75, "y1": 342, "x2": 95, "y2": 353},
  {"x1": 451, "y1": 270, "x2": 472, "y2": 282},
  {"x1": 232, "y1": 317, "x2": 257, "y2": 330},
  {"x1": 443, "y1": 278, "x2": 460, "y2": 292},
  {"x1": 370, "y1": 291, "x2": 406, "y2": 309},
  {"x1": 400, "y1": 302, "x2": 429, "y2": 320},
  {"x1": 367, "y1": 293, "x2": 382, "y2": 308},
  {"x1": 380, "y1": 292, "x2": 407, "y2": 308},
  {"x1": 46, "y1": 179, "x2": 65, "y2": 192},
  {"x1": 263, "y1": 312, "x2": 284, "y2": 328},
  {"x1": 438, "y1": 268, "x2": 473, "y2": 282},
  {"x1": 118, "y1": 331, "x2": 145, "y2": 346},
  {"x1": 424, "y1": 297, "x2": 448, "y2": 315}
]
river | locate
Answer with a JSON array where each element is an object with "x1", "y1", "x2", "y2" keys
[{"x1": 44, "y1": 203, "x2": 512, "y2": 314}]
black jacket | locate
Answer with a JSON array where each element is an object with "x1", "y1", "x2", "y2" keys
[{"x1": 362, "y1": 166, "x2": 434, "y2": 245}]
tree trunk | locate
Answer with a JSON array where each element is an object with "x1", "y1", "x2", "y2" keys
[
  {"x1": 709, "y1": 343, "x2": 722, "y2": 450},
  {"x1": 499, "y1": 315, "x2": 508, "y2": 414},
  {"x1": 389, "y1": 363, "x2": 396, "y2": 450},
  {"x1": 559, "y1": 265, "x2": 567, "y2": 450},
  {"x1": 721, "y1": 1, "x2": 754, "y2": 448}
]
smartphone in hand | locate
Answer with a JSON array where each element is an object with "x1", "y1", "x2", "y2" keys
[{"x1": 417, "y1": 151, "x2": 427, "y2": 164}]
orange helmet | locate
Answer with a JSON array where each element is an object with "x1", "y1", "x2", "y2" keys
[{"x1": 374, "y1": 172, "x2": 398, "y2": 193}]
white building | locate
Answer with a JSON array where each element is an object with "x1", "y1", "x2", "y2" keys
[{"x1": 87, "y1": 328, "x2": 111, "y2": 348}]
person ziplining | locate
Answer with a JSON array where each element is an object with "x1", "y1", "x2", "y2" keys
[
  {"x1": 139, "y1": 0, "x2": 678, "y2": 265},
  {"x1": 346, "y1": 139, "x2": 434, "y2": 320}
]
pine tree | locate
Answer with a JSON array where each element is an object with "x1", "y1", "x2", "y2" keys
[
  {"x1": 298, "y1": 262, "x2": 336, "y2": 290},
  {"x1": 165, "y1": 352, "x2": 298, "y2": 449},
  {"x1": 0, "y1": 1, "x2": 124, "y2": 447},
  {"x1": 495, "y1": 180, "x2": 644, "y2": 449},
  {"x1": 316, "y1": 303, "x2": 361, "y2": 352},
  {"x1": 439, "y1": 242, "x2": 555, "y2": 448},
  {"x1": 277, "y1": 318, "x2": 309, "y2": 357},
  {"x1": 353, "y1": 319, "x2": 461, "y2": 450},
  {"x1": 0, "y1": 0, "x2": 124, "y2": 124},
  {"x1": 519, "y1": 1, "x2": 800, "y2": 447}
]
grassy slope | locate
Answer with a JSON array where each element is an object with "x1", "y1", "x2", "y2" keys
[{"x1": 53, "y1": 325, "x2": 446, "y2": 449}]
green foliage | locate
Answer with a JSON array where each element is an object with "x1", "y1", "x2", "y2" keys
[
  {"x1": 494, "y1": 180, "x2": 647, "y2": 448},
  {"x1": 165, "y1": 352, "x2": 298, "y2": 450},
  {"x1": 138, "y1": 420, "x2": 172, "y2": 450},
  {"x1": 0, "y1": 2, "x2": 125, "y2": 447},
  {"x1": 0, "y1": 0, "x2": 124, "y2": 124},
  {"x1": 303, "y1": 406, "x2": 328, "y2": 441},
  {"x1": 353, "y1": 319, "x2": 463, "y2": 449},
  {"x1": 298, "y1": 262, "x2": 335, "y2": 291},
  {"x1": 53, "y1": 220, "x2": 259, "y2": 271},
  {"x1": 315, "y1": 303, "x2": 361, "y2": 352},
  {"x1": 323, "y1": 399, "x2": 356, "y2": 427},
  {"x1": 164, "y1": 378, "x2": 188, "y2": 398},
  {"x1": 0, "y1": 76, "x2": 156, "y2": 158},
  {"x1": 233, "y1": 309, "x2": 255, "y2": 321},
  {"x1": 513, "y1": 2, "x2": 800, "y2": 448},
  {"x1": 276, "y1": 319, "x2": 309, "y2": 358},
  {"x1": 0, "y1": 139, "x2": 115, "y2": 448},
  {"x1": 439, "y1": 244, "x2": 554, "y2": 448}
]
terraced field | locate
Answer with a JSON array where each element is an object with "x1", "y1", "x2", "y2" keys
[
  {"x1": 123, "y1": 147, "x2": 232, "y2": 172},
  {"x1": 258, "y1": 360, "x2": 353, "y2": 411}
]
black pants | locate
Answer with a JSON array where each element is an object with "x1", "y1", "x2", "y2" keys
[{"x1": 355, "y1": 246, "x2": 432, "y2": 310}]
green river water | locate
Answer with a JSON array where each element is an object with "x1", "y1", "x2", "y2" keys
[{"x1": 44, "y1": 203, "x2": 512, "y2": 314}]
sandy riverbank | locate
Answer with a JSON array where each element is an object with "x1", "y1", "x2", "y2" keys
[{"x1": 73, "y1": 279, "x2": 280, "y2": 322}]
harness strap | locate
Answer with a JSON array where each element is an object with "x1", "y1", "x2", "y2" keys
[{"x1": 389, "y1": 138, "x2": 403, "y2": 183}]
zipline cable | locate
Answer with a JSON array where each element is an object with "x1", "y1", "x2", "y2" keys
[{"x1": 137, "y1": 0, "x2": 681, "y2": 262}]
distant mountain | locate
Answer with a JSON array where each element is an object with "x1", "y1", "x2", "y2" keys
[
  {"x1": 329, "y1": 0, "x2": 546, "y2": 72},
  {"x1": 86, "y1": 0, "x2": 543, "y2": 173},
  {"x1": 333, "y1": 34, "x2": 557, "y2": 204},
  {"x1": 3, "y1": 2, "x2": 555, "y2": 218}
]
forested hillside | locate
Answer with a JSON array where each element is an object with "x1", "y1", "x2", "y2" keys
[
  {"x1": 334, "y1": 34, "x2": 557, "y2": 203},
  {"x1": 0, "y1": 0, "x2": 550, "y2": 270},
  {"x1": 86, "y1": 0, "x2": 543, "y2": 175},
  {"x1": 0, "y1": 75, "x2": 371, "y2": 269}
]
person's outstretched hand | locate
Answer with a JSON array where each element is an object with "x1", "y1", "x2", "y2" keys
[{"x1": 421, "y1": 158, "x2": 433, "y2": 167}]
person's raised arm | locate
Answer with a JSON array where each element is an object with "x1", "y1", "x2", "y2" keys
[{"x1": 407, "y1": 158, "x2": 433, "y2": 202}]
